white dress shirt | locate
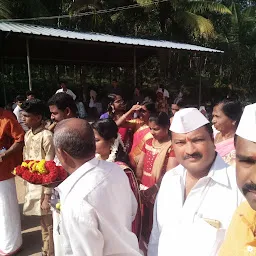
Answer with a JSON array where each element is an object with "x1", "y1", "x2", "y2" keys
[
  {"x1": 56, "y1": 158, "x2": 141, "y2": 256},
  {"x1": 148, "y1": 154, "x2": 243, "y2": 256},
  {"x1": 156, "y1": 88, "x2": 169, "y2": 98},
  {"x1": 56, "y1": 88, "x2": 76, "y2": 100},
  {"x1": 13, "y1": 105, "x2": 29, "y2": 132}
]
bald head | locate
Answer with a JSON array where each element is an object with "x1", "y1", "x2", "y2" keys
[{"x1": 54, "y1": 118, "x2": 96, "y2": 159}]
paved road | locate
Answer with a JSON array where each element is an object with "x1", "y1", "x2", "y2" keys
[{"x1": 15, "y1": 177, "x2": 41, "y2": 256}]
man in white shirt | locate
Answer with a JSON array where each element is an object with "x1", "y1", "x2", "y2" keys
[
  {"x1": 55, "y1": 81, "x2": 76, "y2": 100},
  {"x1": 148, "y1": 108, "x2": 242, "y2": 256},
  {"x1": 13, "y1": 95, "x2": 29, "y2": 132},
  {"x1": 53, "y1": 118, "x2": 141, "y2": 256},
  {"x1": 156, "y1": 85, "x2": 169, "y2": 99},
  {"x1": 47, "y1": 93, "x2": 78, "y2": 255}
]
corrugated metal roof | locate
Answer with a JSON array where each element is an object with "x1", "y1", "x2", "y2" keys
[{"x1": 0, "y1": 22, "x2": 223, "y2": 53}]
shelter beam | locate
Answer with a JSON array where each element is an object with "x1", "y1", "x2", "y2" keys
[
  {"x1": 133, "y1": 47, "x2": 137, "y2": 88},
  {"x1": 26, "y1": 39, "x2": 32, "y2": 90},
  {"x1": 0, "y1": 32, "x2": 7, "y2": 106},
  {"x1": 198, "y1": 56, "x2": 202, "y2": 108}
]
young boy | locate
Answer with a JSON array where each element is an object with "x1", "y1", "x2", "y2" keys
[{"x1": 21, "y1": 99, "x2": 55, "y2": 256}]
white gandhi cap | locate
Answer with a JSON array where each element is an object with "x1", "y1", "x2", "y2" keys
[
  {"x1": 236, "y1": 103, "x2": 256, "y2": 143},
  {"x1": 170, "y1": 108, "x2": 209, "y2": 133}
]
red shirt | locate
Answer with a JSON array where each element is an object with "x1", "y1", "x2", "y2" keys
[{"x1": 0, "y1": 109, "x2": 24, "y2": 181}]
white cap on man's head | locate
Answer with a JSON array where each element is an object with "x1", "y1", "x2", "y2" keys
[
  {"x1": 170, "y1": 108, "x2": 209, "y2": 133},
  {"x1": 236, "y1": 103, "x2": 256, "y2": 143}
]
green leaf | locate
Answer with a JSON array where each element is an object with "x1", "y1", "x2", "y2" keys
[
  {"x1": 0, "y1": 0, "x2": 11, "y2": 18},
  {"x1": 136, "y1": 0, "x2": 154, "y2": 6},
  {"x1": 242, "y1": 5, "x2": 256, "y2": 18},
  {"x1": 186, "y1": 1, "x2": 232, "y2": 15},
  {"x1": 178, "y1": 11, "x2": 215, "y2": 38},
  {"x1": 111, "y1": 12, "x2": 121, "y2": 22},
  {"x1": 227, "y1": 2, "x2": 240, "y2": 46}
]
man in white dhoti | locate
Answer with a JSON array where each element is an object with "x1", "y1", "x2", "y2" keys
[
  {"x1": 53, "y1": 118, "x2": 141, "y2": 255},
  {"x1": 148, "y1": 108, "x2": 243, "y2": 256},
  {"x1": 0, "y1": 108, "x2": 24, "y2": 255}
]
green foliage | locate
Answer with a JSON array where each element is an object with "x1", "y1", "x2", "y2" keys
[
  {"x1": 186, "y1": 1, "x2": 232, "y2": 15},
  {"x1": 0, "y1": 0, "x2": 255, "y2": 106},
  {"x1": 0, "y1": 0, "x2": 11, "y2": 18},
  {"x1": 177, "y1": 11, "x2": 216, "y2": 38}
]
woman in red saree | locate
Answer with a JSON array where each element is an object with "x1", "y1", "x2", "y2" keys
[
  {"x1": 116, "y1": 101, "x2": 157, "y2": 169},
  {"x1": 136, "y1": 112, "x2": 179, "y2": 251},
  {"x1": 92, "y1": 118, "x2": 141, "y2": 240},
  {"x1": 212, "y1": 100, "x2": 242, "y2": 166}
]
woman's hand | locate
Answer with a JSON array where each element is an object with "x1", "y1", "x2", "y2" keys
[
  {"x1": 116, "y1": 104, "x2": 141, "y2": 127},
  {"x1": 130, "y1": 104, "x2": 141, "y2": 113}
]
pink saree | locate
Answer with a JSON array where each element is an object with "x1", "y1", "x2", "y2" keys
[{"x1": 215, "y1": 138, "x2": 236, "y2": 166}]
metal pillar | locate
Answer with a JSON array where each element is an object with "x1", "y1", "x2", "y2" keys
[
  {"x1": 133, "y1": 47, "x2": 137, "y2": 88},
  {"x1": 26, "y1": 38, "x2": 32, "y2": 90},
  {"x1": 0, "y1": 32, "x2": 7, "y2": 106},
  {"x1": 198, "y1": 56, "x2": 202, "y2": 108}
]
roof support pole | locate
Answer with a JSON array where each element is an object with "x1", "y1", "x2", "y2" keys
[
  {"x1": 0, "y1": 32, "x2": 7, "y2": 106},
  {"x1": 198, "y1": 55, "x2": 202, "y2": 108},
  {"x1": 133, "y1": 46, "x2": 137, "y2": 88},
  {"x1": 26, "y1": 38, "x2": 32, "y2": 91}
]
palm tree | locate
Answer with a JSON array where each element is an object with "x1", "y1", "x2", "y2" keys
[
  {"x1": 136, "y1": 0, "x2": 232, "y2": 40},
  {"x1": 218, "y1": 1, "x2": 256, "y2": 92}
]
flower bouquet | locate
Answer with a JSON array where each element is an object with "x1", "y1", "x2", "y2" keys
[{"x1": 13, "y1": 160, "x2": 67, "y2": 185}]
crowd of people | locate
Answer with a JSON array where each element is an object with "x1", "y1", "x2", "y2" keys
[{"x1": 0, "y1": 81, "x2": 256, "y2": 256}]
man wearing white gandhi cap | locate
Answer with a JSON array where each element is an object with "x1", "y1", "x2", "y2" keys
[
  {"x1": 148, "y1": 108, "x2": 243, "y2": 256},
  {"x1": 219, "y1": 103, "x2": 256, "y2": 256}
]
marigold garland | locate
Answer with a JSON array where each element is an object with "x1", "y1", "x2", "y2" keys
[{"x1": 13, "y1": 160, "x2": 68, "y2": 185}]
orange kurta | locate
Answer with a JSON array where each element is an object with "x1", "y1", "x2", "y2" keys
[
  {"x1": 219, "y1": 201, "x2": 256, "y2": 256},
  {"x1": 0, "y1": 108, "x2": 24, "y2": 181}
]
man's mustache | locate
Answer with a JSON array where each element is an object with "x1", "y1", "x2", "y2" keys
[
  {"x1": 183, "y1": 153, "x2": 202, "y2": 160},
  {"x1": 242, "y1": 183, "x2": 256, "y2": 196}
]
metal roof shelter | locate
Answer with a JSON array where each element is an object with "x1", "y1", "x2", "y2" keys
[{"x1": 0, "y1": 22, "x2": 223, "y2": 105}]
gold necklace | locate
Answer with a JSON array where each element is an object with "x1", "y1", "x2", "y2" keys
[{"x1": 152, "y1": 139, "x2": 164, "y2": 149}]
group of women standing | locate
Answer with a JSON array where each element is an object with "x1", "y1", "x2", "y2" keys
[
  {"x1": 94, "y1": 92, "x2": 243, "y2": 253},
  {"x1": 95, "y1": 93, "x2": 178, "y2": 250}
]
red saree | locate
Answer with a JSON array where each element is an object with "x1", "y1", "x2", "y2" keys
[
  {"x1": 140, "y1": 138, "x2": 174, "y2": 243},
  {"x1": 116, "y1": 161, "x2": 142, "y2": 241},
  {"x1": 118, "y1": 127, "x2": 133, "y2": 153}
]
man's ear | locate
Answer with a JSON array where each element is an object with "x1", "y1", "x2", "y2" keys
[
  {"x1": 36, "y1": 114, "x2": 43, "y2": 124},
  {"x1": 56, "y1": 147, "x2": 69, "y2": 164},
  {"x1": 64, "y1": 107, "x2": 72, "y2": 118}
]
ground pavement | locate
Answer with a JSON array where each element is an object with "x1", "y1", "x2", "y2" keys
[{"x1": 15, "y1": 177, "x2": 41, "y2": 256}]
